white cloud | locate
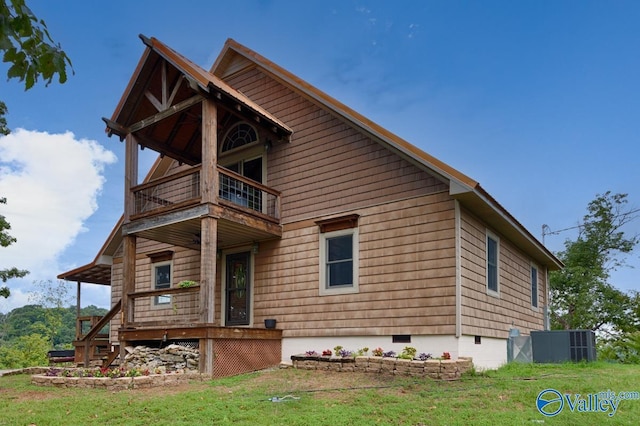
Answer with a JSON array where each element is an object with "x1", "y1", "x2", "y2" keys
[{"x1": 0, "y1": 129, "x2": 116, "y2": 312}]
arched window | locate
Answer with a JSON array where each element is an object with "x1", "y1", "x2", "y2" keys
[{"x1": 221, "y1": 122, "x2": 258, "y2": 153}]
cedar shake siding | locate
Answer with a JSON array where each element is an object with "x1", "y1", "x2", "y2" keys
[
  {"x1": 223, "y1": 67, "x2": 446, "y2": 223},
  {"x1": 253, "y1": 193, "x2": 457, "y2": 337},
  {"x1": 459, "y1": 207, "x2": 546, "y2": 339}
]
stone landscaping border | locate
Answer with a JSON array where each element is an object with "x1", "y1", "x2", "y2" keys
[
  {"x1": 31, "y1": 371, "x2": 206, "y2": 391},
  {"x1": 290, "y1": 355, "x2": 473, "y2": 380}
]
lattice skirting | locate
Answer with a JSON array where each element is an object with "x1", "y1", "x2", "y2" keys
[{"x1": 212, "y1": 338, "x2": 282, "y2": 378}]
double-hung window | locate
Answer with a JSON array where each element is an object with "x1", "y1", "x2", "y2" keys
[
  {"x1": 317, "y1": 215, "x2": 359, "y2": 296},
  {"x1": 153, "y1": 261, "x2": 172, "y2": 306},
  {"x1": 486, "y1": 231, "x2": 499, "y2": 296}
]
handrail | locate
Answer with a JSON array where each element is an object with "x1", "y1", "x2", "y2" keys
[
  {"x1": 80, "y1": 299, "x2": 122, "y2": 367},
  {"x1": 128, "y1": 285, "x2": 200, "y2": 299},
  {"x1": 217, "y1": 165, "x2": 281, "y2": 197},
  {"x1": 131, "y1": 166, "x2": 201, "y2": 192}
]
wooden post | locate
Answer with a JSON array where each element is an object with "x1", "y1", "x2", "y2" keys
[
  {"x1": 122, "y1": 235, "x2": 137, "y2": 327},
  {"x1": 76, "y1": 281, "x2": 81, "y2": 340},
  {"x1": 124, "y1": 133, "x2": 138, "y2": 222},
  {"x1": 120, "y1": 132, "x2": 138, "y2": 364},
  {"x1": 201, "y1": 98, "x2": 217, "y2": 204},
  {"x1": 199, "y1": 98, "x2": 218, "y2": 376}
]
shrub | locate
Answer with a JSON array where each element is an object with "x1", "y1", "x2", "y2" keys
[
  {"x1": 399, "y1": 346, "x2": 417, "y2": 359},
  {"x1": 598, "y1": 332, "x2": 640, "y2": 364},
  {"x1": 0, "y1": 333, "x2": 49, "y2": 368}
]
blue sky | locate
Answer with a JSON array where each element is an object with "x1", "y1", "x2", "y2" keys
[{"x1": 1, "y1": 0, "x2": 639, "y2": 312}]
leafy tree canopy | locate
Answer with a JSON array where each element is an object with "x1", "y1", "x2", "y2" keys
[
  {"x1": 0, "y1": 1, "x2": 71, "y2": 296},
  {"x1": 1, "y1": 197, "x2": 28, "y2": 297},
  {"x1": 0, "y1": 0, "x2": 73, "y2": 134},
  {"x1": 550, "y1": 192, "x2": 639, "y2": 334}
]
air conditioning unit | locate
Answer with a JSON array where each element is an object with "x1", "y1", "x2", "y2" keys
[{"x1": 531, "y1": 330, "x2": 596, "y2": 363}]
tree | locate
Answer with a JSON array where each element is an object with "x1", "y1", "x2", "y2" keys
[
  {"x1": 29, "y1": 279, "x2": 72, "y2": 346},
  {"x1": 0, "y1": 333, "x2": 49, "y2": 368},
  {"x1": 0, "y1": 0, "x2": 73, "y2": 134},
  {"x1": 0, "y1": 2, "x2": 71, "y2": 296},
  {"x1": 550, "y1": 192, "x2": 639, "y2": 333},
  {"x1": 1, "y1": 197, "x2": 28, "y2": 297}
]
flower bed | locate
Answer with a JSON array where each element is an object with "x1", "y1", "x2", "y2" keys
[{"x1": 290, "y1": 355, "x2": 473, "y2": 380}]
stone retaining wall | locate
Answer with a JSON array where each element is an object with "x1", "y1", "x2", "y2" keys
[
  {"x1": 123, "y1": 344, "x2": 199, "y2": 372},
  {"x1": 31, "y1": 371, "x2": 206, "y2": 391},
  {"x1": 291, "y1": 356, "x2": 473, "y2": 380}
]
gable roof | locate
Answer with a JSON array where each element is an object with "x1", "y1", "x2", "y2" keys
[
  {"x1": 211, "y1": 39, "x2": 562, "y2": 270},
  {"x1": 110, "y1": 35, "x2": 292, "y2": 139},
  {"x1": 60, "y1": 36, "x2": 561, "y2": 285}
]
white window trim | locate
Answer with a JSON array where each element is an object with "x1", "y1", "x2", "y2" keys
[
  {"x1": 319, "y1": 228, "x2": 359, "y2": 296},
  {"x1": 220, "y1": 248, "x2": 255, "y2": 327},
  {"x1": 531, "y1": 262, "x2": 539, "y2": 310},
  {"x1": 151, "y1": 260, "x2": 172, "y2": 308},
  {"x1": 485, "y1": 230, "x2": 500, "y2": 298}
]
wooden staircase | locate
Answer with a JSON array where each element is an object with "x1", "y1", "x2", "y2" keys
[{"x1": 74, "y1": 299, "x2": 121, "y2": 367}]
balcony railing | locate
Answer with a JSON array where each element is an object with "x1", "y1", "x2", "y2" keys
[
  {"x1": 131, "y1": 165, "x2": 280, "y2": 220},
  {"x1": 133, "y1": 167, "x2": 201, "y2": 215},
  {"x1": 218, "y1": 166, "x2": 281, "y2": 220}
]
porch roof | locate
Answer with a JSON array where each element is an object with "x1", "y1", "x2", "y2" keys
[
  {"x1": 57, "y1": 217, "x2": 123, "y2": 285},
  {"x1": 104, "y1": 35, "x2": 292, "y2": 165}
]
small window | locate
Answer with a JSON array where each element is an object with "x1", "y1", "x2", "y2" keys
[
  {"x1": 153, "y1": 261, "x2": 172, "y2": 305},
  {"x1": 319, "y1": 228, "x2": 359, "y2": 295},
  {"x1": 486, "y1": 231, "x2": 499, "y2": 295},
  {"x1": 531, "y1": 265, "x2": 538, "y2": 308}
]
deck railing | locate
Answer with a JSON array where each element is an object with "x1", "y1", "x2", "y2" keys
[
  {"x1": 131, "y1": 166, "x2": 280, "y2": 220},
  {"x1": 133, "y1": 167, "x2": 201, "y2": 215},
  {"x1": 218, "y1": 166, "x2": 281, "y2": 220}
]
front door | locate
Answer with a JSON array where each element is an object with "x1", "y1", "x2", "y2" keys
[{"x1": 225, "y1": 252, "x2": 251, "y2": 326}]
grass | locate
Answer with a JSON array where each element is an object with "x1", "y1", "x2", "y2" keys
[{"x1": 0, "y1": 362, "x2": 639, "y2": 425}]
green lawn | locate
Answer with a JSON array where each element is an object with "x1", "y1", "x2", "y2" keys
[{"x1": 0, "y1": 362, "x2": 639, "y2": 425}]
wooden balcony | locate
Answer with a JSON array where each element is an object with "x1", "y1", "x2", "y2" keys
[{"x1": 124, "y1": 165, "x2": 282, "y2": 248}]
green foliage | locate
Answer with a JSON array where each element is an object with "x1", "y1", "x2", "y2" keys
[
  {"x1": 0, "y1": 0, "x2": 73, "y2": 134},
  {"x1": 550, "y1": 192, "x2": 639, "y2": 332},
  {"x1": 0, "y1": 0, "x2": 72, "y2": 88},
  {"x1": 1, "y1": 197, "x2": 29, "y2": 296},
  {"x1": 0, "y1": 304, "x2": 107, "y2": 350},
  {"x1": 398, "y1": 346, "x2": 417, "y2": 359},
  {"x1": 0, "y1": 333, "x2": 48, "y2": 368},
  {"x1": 28, "y1": 279, "x2": 73, "y2": 345},
  {"x1": 598, "y1": 332, "x2": 640, "y2": 364}
]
